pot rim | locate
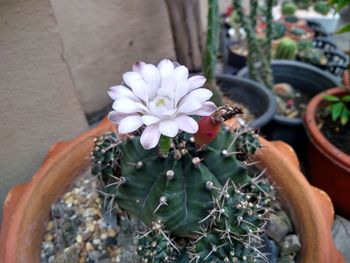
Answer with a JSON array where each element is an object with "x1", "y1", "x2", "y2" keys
[
  {"x1": 304, "y1": 87, "x2": 350, "y2": 172},
  {"x1": 216, "y1": 74, "x2": 277, "y2": 129}
]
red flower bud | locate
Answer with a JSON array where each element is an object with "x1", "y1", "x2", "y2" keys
[{"x1": 194, "y1": 116, "x2": 221, "y2": 147}]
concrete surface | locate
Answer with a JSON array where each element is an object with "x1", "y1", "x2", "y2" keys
[
  {"x1": 0, "y1": 0, "x2": 89, "y2": 216},
  {"x1": 49, "y1": 0, "x2": 176, "y2": 119}
]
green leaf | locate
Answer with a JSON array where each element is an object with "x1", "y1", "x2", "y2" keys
[
  {"x1": 324, "y1": 95, "x2": 340, "y2": 102},
  {"x1": 331, "y1": 102, "x2": 344, "y2": 121},
  {"x1": 340, "y1": 109, "x2": 349, "y2": 125},
  {"x1": 342, "y1": 95, "x2": 350, "y2": 102},
  {"x1": 336, "y1": 23, "x2": 350, "y2": 34}
]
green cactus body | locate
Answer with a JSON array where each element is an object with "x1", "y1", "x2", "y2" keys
[
  {"x1": 298, "y1": 48, "x2": 328, "y2": 65},
  {"x1": 282, "y1": 1, "x2": 297, "y2": 16},
  {"x1": 271, "y1": 22, "x2": 287, "y2": 40},
  {"x1": 297, "y1": 40, "x2": 313, "y2": 51},
  {"x1": 314, "y1": 1, "x2": 331, "y2": 15},
  {"x1": 92, "y1": 125, "x2": 274, "y2": 262},
  {"x1": 296, "y1": 0, "x2": 311, "y2": 9},
  {"x1": 290, "y1": 27, "x2": 306, "y2": 36},
  {"x1": 275, "y1": 38, "x2": 298, "y2": 60},
  {"x1": 284, "y1": 15, "x2": 299, "y2": 23}
]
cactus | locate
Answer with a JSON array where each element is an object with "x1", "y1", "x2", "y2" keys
[
  {"x1": 92, "y1": 106, "x2": 275, "y2": 262},
  {"x1": 314, "y1": 1, "x2": 331, "y2": 15},
  {"x1": 282, "y1": 1, "x2": 297, "y2": 16},
  {"x1": 290, "y1": 27, "x2": 306, "y2": 36},
  {"x1": 274, "y1": 38, "x2": 298, "y2": 60},
  {"x1": 298, "y1": 47, "x2": 328, "y2": 65},
  {"x1": 233, "y1": 0, "x2": 274, "y2": 89},
  {"x1": 284, "y1": 15, "x2": 299, "y2": 23},
  {"x1": 271, "y1": 22, "x2": 287, "y2": 40},
  {"x1": 297, "y1": 39, "x2": 313, "y2": 51},
  {"x1": 295, "y1": 0, "x2": 311, "y2": 9},
  {"x1": 203, "y1": 0, "x2": 224, "y2": 106}
]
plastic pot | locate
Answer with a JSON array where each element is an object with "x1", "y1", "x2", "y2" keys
[
  {"x1": 304, "y1": 87, "x2": 350, "y2": 219},
  {"x1": 216, "y1": 74, "x2": 276, "y2": 129},
  {"x1": 237, "y1": 60, "x2": 340, "y2": 160},
  {"x1": 0, "y1": 118, "x2": 344, "y2": 262}
]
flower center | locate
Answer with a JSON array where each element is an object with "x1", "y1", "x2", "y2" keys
[{"x1": 155, "y1": 97, "x2": 167, "y2": 107}]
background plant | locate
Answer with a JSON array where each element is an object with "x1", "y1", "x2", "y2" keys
[
  {"x1": 232, "y1": 0, "x2": 274, "y2": 89},
  {"x1": 324, "y1": 94, "x2": 350, "y2": 125}
]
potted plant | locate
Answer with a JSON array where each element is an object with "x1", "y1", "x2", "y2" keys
[
  {"x1": 275, "y1": 0, "x2": 341, "y2": 34},
  {"x1": 230, "y1": 0, "x2": 340, "y2": 159},
  {"x1": 205, "y1": 0, "x2": 276, "y2": 129},
  {"x1": 304, "y1": 85, "x2": 350, "y2": 219},
  {"x1": 0, "y1": 65, "x2": 344, "y2": 261}
]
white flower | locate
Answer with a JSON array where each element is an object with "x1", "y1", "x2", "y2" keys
[{"x1": 108, "y1": 59, "x2": 217, "y2": 149}]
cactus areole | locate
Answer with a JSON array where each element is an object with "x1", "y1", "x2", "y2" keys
[{"x1": 92, "y1": 60, "x2": 275, "y2": 262}]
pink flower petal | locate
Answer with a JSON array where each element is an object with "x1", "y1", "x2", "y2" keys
[
  {"x1": 188, "y1": 101, "x2": 217, "y2": 116},
  {"x1": 175, "y1": 81, "x2": 190, "y2": 105},
  {"x1": 108, "y1": 111, "x2": 137, "y2": 123},
  {"x1": 158, "y1": 76, "x2": 176, "y2": 98},
  {"x1": 118, "y1": 115, "x2": 143, "y2": 133},
  {"x1": 140, "y1": 125, "x2": 161, "y2": 149},
  {"x1": 178, "y1": 99, "x2": 202, "y2": 114},
  {"x1": 157, "y1": 59, "x2": 174, "y2": 79},
  {"x1": 132, "y1": 61, "x2": 146, "y2": 73},
  {"x1": 112, "y1": 98, "x2": 144, "y2": 113},
  {"x1": 141, "y1": 64, "x2": 161, "y2": 85},
  {"x1": 174, "y1": 66, "x2": 189, "y2": 81},
  {"x1": 108, "y1": 85, "x2": 140, "y2": 102},
  {"x1": 123, "y1": 72, "x2": 149, "y2": 102},
  {"x1": 188, "y1": 76, "x2": 206, "y2": 91},
  {"x1": 181, "y1": 88, "x2": 213, "y2": 104},
  {"x1": 142, "y1": 115, "x2": 160, "y2": 125},
  {"x1": 159, "y1": 121, "x2": 179, "y2": 137},
  {"x1": 174, "y1": 115, "x2": 198, "y2": 133}
]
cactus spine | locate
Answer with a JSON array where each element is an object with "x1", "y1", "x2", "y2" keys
[
  {"x1": 92, "y1": 107, "x2": 275, "y2": 262},
  {"x1": 274, "y1": 38, "x2": 298, "y2": 60}
]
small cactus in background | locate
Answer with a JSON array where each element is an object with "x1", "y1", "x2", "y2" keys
[
  {"x1": 295, "y1": 0, "x2": 311, "y2": 9},
  {"x1": 92, "y1": 61, "x2": 276, "y2": 262},
  {"x1": 290, "y1": 27, "x2": 306, "y2": 36},
  {"x1": 297, "y1": 39, "x2": 313, "y2": 51},
  {"x1": 282, "y1": 1, "x2": 297, "y2": 16},
  {"x1": 274, "y1": 38, "x2": 298, "y2": 60},
  {"x1": 314, "y1": 1, "x2": 331, "y2": 15},
  {"x1": 271, "y1": 22, "x2": 287, "y2": 40},
  {"x1": 298, "y1": 47, "x2": 328, "y2": 65}
]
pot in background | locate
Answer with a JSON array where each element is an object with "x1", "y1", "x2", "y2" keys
[
  {"x1": 216, "y1": 74, "x2": 276, "y2": 129},
  {"x1": 304, "y1": 87, "x2": 350, "y2": 219},
  {"x1": 237, "y1": 60, "x2": 340, "y2": 161}
]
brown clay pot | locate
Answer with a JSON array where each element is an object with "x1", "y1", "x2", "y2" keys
[
  {"x1": 0, "y1": 119, "x2": 344, "y2": 263},
  {"x1": 304, "y1": 87, "x2": 350, "y2": 219}
]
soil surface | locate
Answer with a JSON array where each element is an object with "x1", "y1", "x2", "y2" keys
[
  {"x1": 317, "y1": 102, "x2": 350, "y2": 155},
  {"x1": 273, "y1": 83, "x2": 310, "y2": 119},
  {"x1": 223, "y1": 96, "x2": 256, "y2": 125}
]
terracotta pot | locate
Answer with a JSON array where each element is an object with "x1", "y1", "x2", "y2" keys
[
  {"x1": 0, "y1": 119, "x2": 344, "y2": 263},
  {"x1": 304, "y1": 87, "x2": 350, "y2": 219}
]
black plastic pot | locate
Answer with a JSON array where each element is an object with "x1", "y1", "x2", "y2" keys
[
  {"x1": 216, "y1": 74, "x2": 276, "y2": 129},
  {"x1": 237, "y1": 60, "x2": 340, "y2": 161}
]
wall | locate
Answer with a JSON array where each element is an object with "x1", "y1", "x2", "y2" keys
[
  {"x1": 49, "y1": 0, "x2": 177, "y2": 120},
  {"x1": 0, "y1": 0, "x2": 89, "y2": 216}
]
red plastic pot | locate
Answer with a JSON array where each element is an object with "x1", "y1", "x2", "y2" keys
[{"x1": 304, "y1": 87, "x2": 350, "y2": 219}]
